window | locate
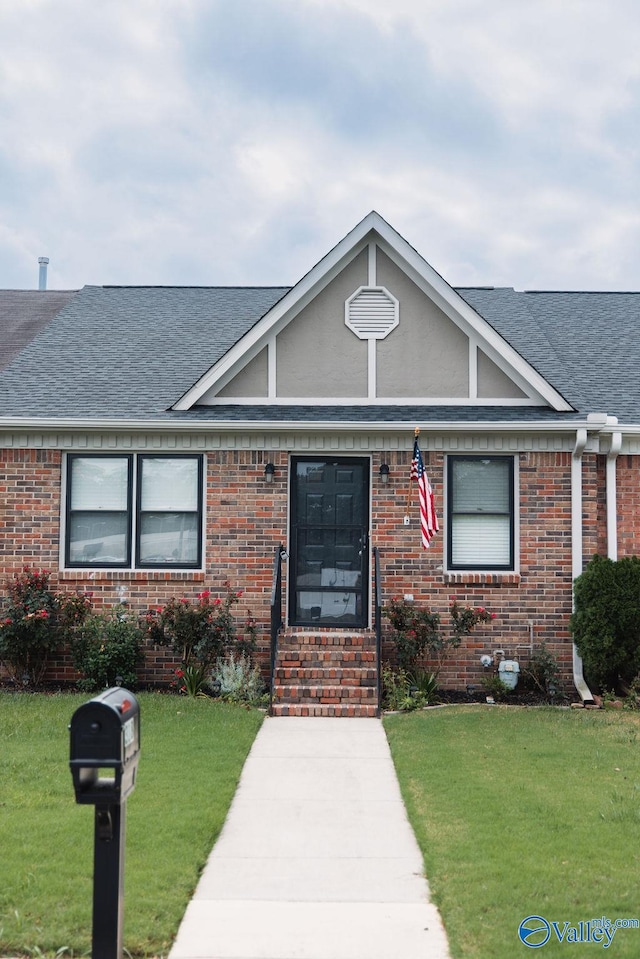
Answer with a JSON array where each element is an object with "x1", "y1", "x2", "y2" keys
[
  {"x1": 447, "y1": 456, "x2": 514, "y2": 570},
  {"x1": 66, "y1": 454, "x2": 203, "y2": 569}
]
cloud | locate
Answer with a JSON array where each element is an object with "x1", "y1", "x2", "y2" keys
[{"x1": 0, "y1": 0, "x2": 638, "y2": 291}]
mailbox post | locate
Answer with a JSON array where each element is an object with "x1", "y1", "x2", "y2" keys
[{"x1": 70, "y1": 688, "x2": 140, "y2": 959}]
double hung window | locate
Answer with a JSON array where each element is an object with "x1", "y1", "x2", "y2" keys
[
  {"x1": 447, "y1": 456, "x2": 514, "y2": 570},
  {"x1": 65, "y1": 454, "x2": 203, "y2": 569}
]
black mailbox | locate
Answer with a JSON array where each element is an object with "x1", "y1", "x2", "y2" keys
[{"x1": 70, "y1": 687, "x2": 140, "y2": 805}]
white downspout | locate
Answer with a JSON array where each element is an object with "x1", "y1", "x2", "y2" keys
[
  {"x1": 606, "y1": 419, "x2": 622, "y2": 561},
  {"x1": 572, "y1": 427, "x2": 595, "y2": 703}
]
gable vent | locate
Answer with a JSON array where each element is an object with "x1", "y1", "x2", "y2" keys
[{"x1": 345, "y1": 286, "x2": 399, "y2": 340}]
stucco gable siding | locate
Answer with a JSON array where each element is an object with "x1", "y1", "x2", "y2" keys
[
  {"x1": 375, "y1": 249, "x2": 469, "y2": 397},
  {"x1": 275, "y1": 249, "x2": 368, "y2": 397}
]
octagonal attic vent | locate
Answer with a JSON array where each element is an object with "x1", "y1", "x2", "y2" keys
[{"x1": 345, "y1": 286, "x2": 399, "y2": 340}]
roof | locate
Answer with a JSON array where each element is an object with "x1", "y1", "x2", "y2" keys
[
  {"x1": 0, "y1": 285, "x2": 288, "y2": 419},
  {"x1": 1, "y1": 206, "x2": 640, "y2": 431},
  {"x1": 0, "y1": 290, "x2": 78, "y2": 371},
  {"x1": 460, "y1": 288, "x2": 640, "y2": 421},
  {"x1": 1, "y1": 282, "x2": 640, "y2": 426}
]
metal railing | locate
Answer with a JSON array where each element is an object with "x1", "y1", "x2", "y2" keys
[
  {"x1": 373, "y1": 545, "x2": 382, "y2": 716},
  {"x1": 270, "y1": 544, "x2": 285, "y2": 708}
]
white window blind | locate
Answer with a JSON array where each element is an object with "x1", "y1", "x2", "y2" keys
[
  {"x1": 140, "y1": 458, "x2": 198, "y2": 511},
  {"x1": 449, "y1": 457, "x2": 513, "y2": 569},
  {"x1": 70, "y1": 457, "x2": 129, "y2": 510}
]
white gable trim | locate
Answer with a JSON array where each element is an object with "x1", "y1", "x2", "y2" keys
[{"x1": 172, "y1": 212, "x2": 573, "y2": 413}]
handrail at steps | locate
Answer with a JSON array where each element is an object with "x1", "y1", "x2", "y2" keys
[
  {"x1": 270, "y1": 544, "x2": 285, "y2": 708},
  {"x1": 373, "y1": 546, "x2": 382, "y2": 716}
]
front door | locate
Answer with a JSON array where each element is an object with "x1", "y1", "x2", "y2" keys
[{"x1": 289, "y1": 457, "x2": 370, "y2": 627}]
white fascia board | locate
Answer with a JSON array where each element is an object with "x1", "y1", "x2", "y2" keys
[
  {"x1": 0, "y1": 414, "x2": 594, "y2": 434},
  {"x1": 172, "y1": 213, "x2": 384, "y2": 411},
  {"x1": 375, "y1": 229, "x2": 574, "y2": 413},
  {"x1": 201, "y1": 396, "x2": 547, "y2": 406}
]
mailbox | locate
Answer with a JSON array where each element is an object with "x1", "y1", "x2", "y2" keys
[{"x1": 70, "y1": 687, "x2": 140, "y2": 805}]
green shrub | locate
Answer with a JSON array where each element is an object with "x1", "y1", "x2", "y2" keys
[
  {"x1": 381, "y1": 665, "x2": 438, "y2": 711},
  {"x1": 212, "y1": 652, "x2": 266, "y2": 705},
  {"x1": 408, "y1": 667, "x2": 440, "y2": 703},
  {"x1": 481, "y1": 674, "x2": 511, "y2": 701},
  {"x1": 521, "y1": 643, "x2": 562, "y2": 696},
  {"x1": 571, "y1": 555, "x2": 640, "y2": 692},
  {"x1": 70, "y1": 610, "x2": 144, "y2": 691}
]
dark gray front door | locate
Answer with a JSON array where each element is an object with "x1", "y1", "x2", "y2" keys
[{"x1": 290, "y1": 457, "x2": 370, "y2": 627}]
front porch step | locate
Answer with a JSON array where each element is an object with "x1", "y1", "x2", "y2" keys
[
  {"x1": 271, "y1": 703, "x2": 379, "y2": 717},
  {"x1": 271, "y1": 630, "x2": 379, "y2": 717}
]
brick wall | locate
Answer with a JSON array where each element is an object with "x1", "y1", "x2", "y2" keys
[
  {"x1": 613, "y1": 454, "x2": 640, "y2": 559},
  {"x1": 0, "y1": 446, "x2": 618, "y2": 692}
]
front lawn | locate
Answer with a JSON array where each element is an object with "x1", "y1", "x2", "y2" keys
[
  {"x1": 385, "y1": 706, "x2": 640, "y2": 959},
  {"x1": 0, "y1": 692, "x2": 263, "y2": 956}
]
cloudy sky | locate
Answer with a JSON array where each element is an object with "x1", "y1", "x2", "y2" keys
[{"x1": 1, "y1": 0, "x2": 639, "y2": 292}]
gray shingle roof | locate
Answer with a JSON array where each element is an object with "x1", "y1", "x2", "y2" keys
[
  {"x1": 460, "y1": 288, "x2": 640, "y2": 420},
  {"x1": 0, "y1": 290, "x2": 78, "y2": 371},
  {"x1": 1, "y1": 282, "x2": 639, "y2": 425},
  {"x1": 0, "y1": 285, "x2": 288, "y2": 418}
]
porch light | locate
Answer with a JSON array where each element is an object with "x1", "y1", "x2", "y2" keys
[
  {"x1": 264, "y1": 462, "x2": 276, "y2": 483},
  {"x1": 379, "y1": 463, "x2": 390, "y2": 485}
]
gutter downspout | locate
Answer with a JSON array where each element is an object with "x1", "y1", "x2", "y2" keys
[
  {"x1": 572, "y1": 427, "x2": 595, "y2": 704},
  {"x1": 606, "y1": 418, "x2": 622, "y2": 561}
]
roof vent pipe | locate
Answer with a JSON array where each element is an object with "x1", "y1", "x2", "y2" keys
[{"x1": 38, "y1": 257, "x2": 49, "y2": 291}]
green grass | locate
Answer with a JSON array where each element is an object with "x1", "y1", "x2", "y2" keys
[
  {"x1": 0, "y1": 692, "x2": 263, "y2": 957},
  {"x1": 384, "y1": 706, "x2": 640, "y2": 959}
]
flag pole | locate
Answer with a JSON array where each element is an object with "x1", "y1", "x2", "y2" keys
[{"x1": 406, "y1": 426, "x2": 420, "y2": 512}]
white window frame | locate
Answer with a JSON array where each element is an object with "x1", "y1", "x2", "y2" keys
[
  {"x1": 446, "y1": 454, "x2": 518, "y2": 572},
  {"x1": 63, "y1": 452, "x2": 204, "y2": 570}
]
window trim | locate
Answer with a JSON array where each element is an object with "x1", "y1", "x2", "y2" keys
[
  {"x1": 64, "y1": 452, "x2": 204, "y2": 571},
  {"x1": 446, "y1": 454, "x2": 515, "y2": 572}
]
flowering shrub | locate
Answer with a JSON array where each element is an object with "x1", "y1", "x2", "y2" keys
[
  {"x1": 450, "y1": 597, "x2": 496, "y2": 644},
  {"x1": 384, "y1": 594, "x2": 497, "y2": 674},
  {"x1": 383, "y1": 597, "x2": 441, "y2": 671},
  {"x1": 145, "y1": 581, "x2": 259, "y2": 671},
  {"x1": 0, "y1": 567, "x2": 92, "y2": 685}
]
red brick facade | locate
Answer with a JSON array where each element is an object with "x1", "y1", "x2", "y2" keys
[{"x1": 0, "y1": 443, "x2": 620, "y2": 694}]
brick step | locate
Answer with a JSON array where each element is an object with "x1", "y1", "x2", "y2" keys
[
  {"x1": 271, "y1": 629, "x2": 379, "y2": 717},
  {"x1": 278, "y1": 631, "x2": 376, "y2": 651},
  {"x1": 278, "y1": 649, "x2": 376, "y2": 667},
  {"x1": 272, "y1": 684, "x2": 378, "y2": 703},
  {"x1": 274, "y1": 666, "x2": 377, "y2": 685},
  {"x1": 271, "y1": 703, "x2": 379, "y2": 718}
]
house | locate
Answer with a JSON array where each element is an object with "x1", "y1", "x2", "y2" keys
[{"x1": 1, "y1": 211, "x2": 639, "y2": 713}]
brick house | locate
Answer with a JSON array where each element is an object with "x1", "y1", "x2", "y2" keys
[{"x1": 1, "y1": 212, "x2": 638, "y2": 712}]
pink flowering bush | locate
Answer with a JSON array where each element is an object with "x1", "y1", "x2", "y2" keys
[
  {"x1": 0, "y1": 567, "x2": 92, "y2": 685},
  {"x1": 449, "y1": 597, "x2": 497, "y2": 643},
  {"x1": 384, "y1": 594, "x2": 497, "y2": 674},
  {"x1": 145, "y1": 581, "x2": 257, "y2": 672},
  {"x1": 383, "y1": 596, "x2": 441, "y2": 670}
]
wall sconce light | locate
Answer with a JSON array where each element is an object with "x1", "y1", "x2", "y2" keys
[
  {"x1": 379, "y1": 463, "x2": 390, "y2": 485},
  {"x1": 264, "y1": 462, "x2": 276, "y2": 483}
]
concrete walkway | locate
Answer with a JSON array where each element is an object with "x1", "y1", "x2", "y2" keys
[{"x1": 169, "y1": 716, "x2": 451, "y2": 959}]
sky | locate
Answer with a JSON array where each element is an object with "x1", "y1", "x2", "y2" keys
[{"x1": 1, "y1": 0, "x2": 639, "y2": 292}]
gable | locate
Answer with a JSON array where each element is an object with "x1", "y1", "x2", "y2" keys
[{"x1": 181, "y1": 213, "x2": 569, "y2": 412}]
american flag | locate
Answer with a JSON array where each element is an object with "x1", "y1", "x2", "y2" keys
[{"x1": 411, "y1": 438, "x2": 439, "y2": 549}]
